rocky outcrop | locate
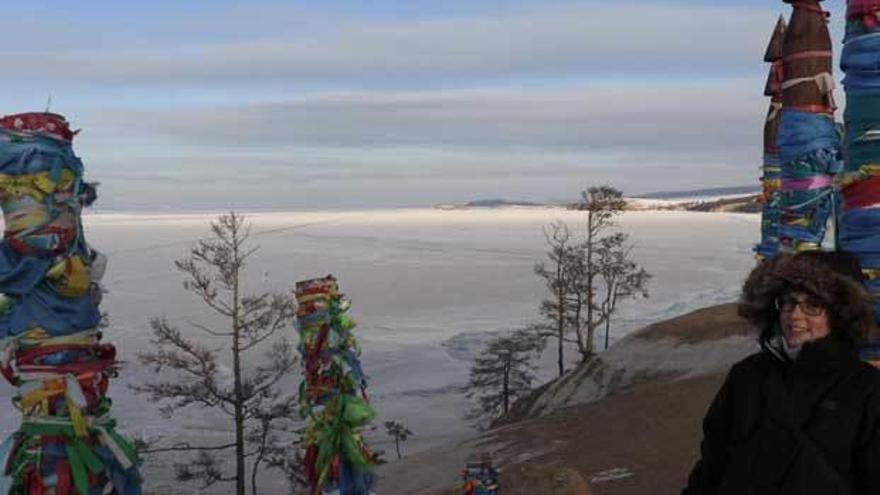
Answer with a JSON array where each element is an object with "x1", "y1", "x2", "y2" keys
[
  {"x1": 499, "y1": 465, "x2": 594, "y2": 495},
  {"x1": 504, "y1": 303, "x2": 756, "y2": 422}
]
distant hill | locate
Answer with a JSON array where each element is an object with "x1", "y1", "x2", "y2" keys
[
  {"x1": 638, "y1": 185, "x2": 759, "y2": 200},
  {"x1": 435, "y1": 187, "x2": 762, "y2": 214},
  {"x1": 434, "y1": 199, "x2": 548, "y2": 210},
  {"x1": 464, "y1": 199, "x2": 545, "y2": 208},
  {"x1": 630, "y1": 195, "x2": 761, "y2": 214},
  {"x1": 680, "y1": 195, "x2": 761, "y2": 213}
]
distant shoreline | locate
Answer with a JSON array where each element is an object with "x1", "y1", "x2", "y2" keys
[{"x1": 433, "y1": 194, "x2": 761, "y2": 214}]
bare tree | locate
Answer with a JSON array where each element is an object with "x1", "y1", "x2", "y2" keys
[
  {"x1": 535, "y1": 186, "x2": 649, "y2": 363},
  {"x1": 384, "y1": 421, "x2": 414, "y2": 460},
  {"x1": 132, "y1": 212, "x2": 301, "y2": 495},
  {"x1": 595, "y1": 234, "x2": 651, "y2": 350},
  {"x1": 571, "y1": 186, "x2": 628, "y2": 359},
  {"x1": 535, "y1": 221, "x2": 573, "y2": 377},
  {"x1": 465, "y1": 328, "x2": 544, "y2": 428}
]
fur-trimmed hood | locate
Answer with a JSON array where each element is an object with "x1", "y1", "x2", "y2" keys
[{"x1": 738, "y1": 252, "x2": 876, "y2": 347}]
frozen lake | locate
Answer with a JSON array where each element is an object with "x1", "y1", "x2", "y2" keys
[{"x1": 0, "y1": 207, "x2": 759, "y2": 493}]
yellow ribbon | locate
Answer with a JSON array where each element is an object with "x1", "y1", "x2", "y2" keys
[
  {"x1": 0, "y1": 168, "x2": 76, "y2": 202},
  {"x1": 46, "y1": 255, "x2": 91, "y2": 298}
]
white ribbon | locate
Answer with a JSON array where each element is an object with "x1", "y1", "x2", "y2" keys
[
  {"x1": 767, "y1": 101, "x2": 783, "y2": 122},
  {"x1": 781, "y1": 72, "x2": 836, "y2": 109},
  {"x1": 781, "y1": 72, "x2": 835, "y2": 93}
]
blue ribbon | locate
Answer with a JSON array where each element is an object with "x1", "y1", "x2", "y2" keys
[
  {"x1": 0, "y1": 131, "x2": 83, "y2": 177},
  {"x1": 777, "y1": 110, "x2": 843, "y2": 169}
]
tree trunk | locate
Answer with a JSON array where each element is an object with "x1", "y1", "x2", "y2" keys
[
  {"x1": 604, "y1": 290, "x2": 618, "y2": 350},
  {"x1": 573, "y1": 294, "x2": 584, "y2": 357},
  {"x1": 604, "y1": 314, "x2": 611, "y2": 350},
  {"x1": 502, "y1": 357, "x2": 510, "y2": 414},
  {"x1": 395, "y1": 437, "x2": 402, "y2": 460},
  {"x1": 556, "y1": 324, "x2": 563, "y2": 377},
  {"x1": 251, "y1": 419, "x2": 268, "y2": 495},
  {"x1": 585, "y1": 212, "x2": 595, "y2": 359},
  {"x1": 233, "y1": 339, "x2": 245, "y2": 495},
  {"x1": 556, "y1": 259, "x2": 565, "y2": 377},
  {"x1": 231, "y1": 227, "x2": 246, "y2": 495}
]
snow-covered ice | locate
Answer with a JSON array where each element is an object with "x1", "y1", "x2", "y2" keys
[{"x1": 0, "y1": 207, "x2": 759, "y2": 492}]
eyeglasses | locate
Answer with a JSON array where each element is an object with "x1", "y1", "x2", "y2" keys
[{"x1": 775, "y1": 294, "x2": 826, "y2": 316}]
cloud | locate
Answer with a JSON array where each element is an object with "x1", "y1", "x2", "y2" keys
[
  {"x1": 95, "y1": 80, "x2": 766, "y2": 158},
  {"x1": 76, "y1": 79, "x2": 769, "y2": 210},
  {"x1": 0, "y1": 2, "x2": 780, "y2": 86}
]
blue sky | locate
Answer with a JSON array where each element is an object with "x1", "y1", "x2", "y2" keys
[{"x1": 0, "y1": 0, "x2": 850, "y2": 211}]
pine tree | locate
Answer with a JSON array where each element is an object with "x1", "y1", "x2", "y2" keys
[
  {"x1": 465, "y1": 329, "x2": 544, "y2": 427},
  {"x1": 131, "y1": 212, "x2": 303, "y2": 495}
]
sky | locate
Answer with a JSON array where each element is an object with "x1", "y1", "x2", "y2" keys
[{"x1": 0, "y1": 0, "x2": 851, "y2": 211}]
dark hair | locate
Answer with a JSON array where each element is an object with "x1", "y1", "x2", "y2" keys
[{"x1": 738, "y1": 251, "x2": 875, "y2": 347}]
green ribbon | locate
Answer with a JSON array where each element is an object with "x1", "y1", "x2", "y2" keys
[
  {"x1": 342, "y1": 395, "x2": 375, "y2": 427},
  {"x1": 17, "y1": 418, "x2": 143, "y2": 494},
  {"x1": 313, "y1": 394, "x2": 376, "y2": 478},
  {"x1": 66, "y1": 440, "x2": 104, "y2": 495}
]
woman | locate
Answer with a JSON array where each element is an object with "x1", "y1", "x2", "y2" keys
[{"x1": 682, "y1": 251, "x2": 880, "y2": 494}]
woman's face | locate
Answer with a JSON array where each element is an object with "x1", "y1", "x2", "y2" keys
[{"x1": 777, "y1": 290, "x2": 831, "y2": 346}]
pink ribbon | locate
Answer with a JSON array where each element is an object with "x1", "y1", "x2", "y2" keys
[{"x1": 783, "y1": 175, "x2": 833, "y2": 191}]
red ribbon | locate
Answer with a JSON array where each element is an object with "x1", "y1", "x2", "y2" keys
[
  {"x1": 303, "y1": 444, "x2": 318, "y2": 485},
  {"x1": 5, "y1": 225, "x2": 77, "y2": 258},
  {"x1": 0, "y1": 360, "x2": 16, "y2": 385},
  {"x1": 15, "y1": 343, "x2": 114, "y2": 368},
  {"x1": 843, "y1": 176, "x2": 880, "y2": 210},
  {"x1": 786, "y1": 104, "x2": 835, "y2": 115},
  {"x1": 791, "y1": 1, "x2": 831, "y2": 17},
  {"x1": 25, "y1": 466, "x2": 44, "y2": 495},
  {"x1": 56, "y1": 460, "x2": 73, "y2": 495},
  {"x1": 296, "y1": 300, "x2": 328, "y2": 317},
  {"x1": 783, "y1": 50, "x2": 833, "y2": 63},
  {"x1": 17, "y1": 359, "x2": 115, "y2": 378},
  {"x1": 305, "y1": 325, "x2": 330, "y2": 377},
  {"x1": 0, "y1": 113, "x2": 76, "y2": 142}
]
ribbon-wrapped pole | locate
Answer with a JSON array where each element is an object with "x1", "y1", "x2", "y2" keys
[
  {"x1": 0, "y1": 113, "x2": 141, "y2": 494},
  {"x1": 295, "y1": 275, "x2": 376, "y2": 495},
  {"x1": 841, "y1": 0, "x2": 880, "y2": 358},
  {"x1": 777, "y1": 0, "x2": 842, "y2": 253},
  {"x1": 756, "y1": 15, "x2": 788, "y2": 260}
]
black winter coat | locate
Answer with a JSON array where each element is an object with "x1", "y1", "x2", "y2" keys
[{"x1": 682, "y1": 336, "x2": 880, "y2": 494}]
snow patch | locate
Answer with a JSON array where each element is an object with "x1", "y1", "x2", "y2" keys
[{"x1": 591, "y1": 467, "x2": 635, "y2": 484}]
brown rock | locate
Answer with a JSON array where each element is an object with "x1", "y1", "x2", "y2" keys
[{"x1": 499, "y1": 465, "x2": 594, "y2": 495}]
